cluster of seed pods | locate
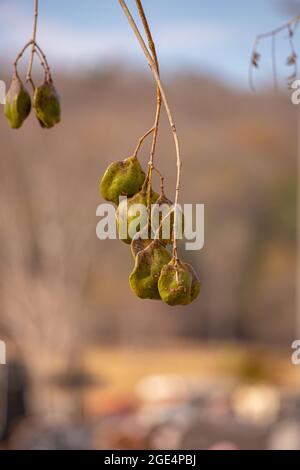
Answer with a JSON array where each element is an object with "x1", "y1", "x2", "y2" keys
[
  {"x1": 5, "y1": 72, "x2": 60, "y2": 130},
  {"x1": 99, "y1": 150, "x2": 200, "y2": 306},
  {"x1": 4, "y1": 0, "x2": 60, "y2": 130}
]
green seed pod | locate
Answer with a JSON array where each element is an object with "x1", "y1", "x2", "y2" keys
[
  {"x1": 4, "y1": 73, "x2": 31, "y2": 129},
  {"x1": 187, "y1": 263, "x2": 201, "y2": 302},
  {"x1": 131, "y1": 226, "x2": 154, "y2": 258},
  {"x1": 116, "y1": 188, "x2": 159, "y2": 244},
  {"x1": 100, "y1": 156, "x2": 145, "y2": 205},
  {"x1": 129, "y1": 240, "x2": 171, "y2": 299},
  {"x1": 33, "y1": 80, "x2": 61, "y2": 128},
  {"x1": 158, "y1": 259, "x2": 200, "y2": 306}
]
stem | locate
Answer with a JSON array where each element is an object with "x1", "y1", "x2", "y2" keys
[
  {"x1": 153, "y1": 167, "x2": 165, "y2": 195},
  {"x1": 135, "y1": 0, "x2": 162, "y2": 222},
  {"x1": 135, "y1": 0, "x2": 161, "y2": 165},
  {"x1": 34, "y1": 47, "x2": 49, "y2": 80},
  {"x1": 13, "y1": 40, "x2": 34, "y2": 74},
  {"x1": 119, "y1": 0, "x2": 182, "y2": 261},
  {"x1": 133, "y1": 126, "x2": 155, "y2": 158},
  {"x1": 256, "y1": 14, "x2": 300, "y2": 41},
  {"x1": 35, "y1": 42, "x2": 52, "y2": 81},
  {"x1": 272, "y1": 34, "x2": 277, "y2": 91},
  {"x1": 26, "y1": 0, "x2": 39, "y2": 90}
]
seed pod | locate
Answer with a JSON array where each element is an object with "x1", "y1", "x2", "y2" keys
[
  {"x1": 152, "y1": 193, "x2": 184, "y2": 245},
  {"x1": 116, "y1": 188, "x2": 159, "y2": 244},
  {"x1": 131, "y1": 226, "x2": 154, "y2": 258},
  {"x1": 100, "y1": 156, "x2": 145, "y2": 205},
  {"x1": 33, "y1": 80, "x2": 61, "y2": 128},
  {"x1": 158, "y1": 259, "x2": 200, "y2": 306},
  {"x1": 188, "y1": 264, "x2": 201, "y2": 302},
  {"x1": 4, "y1": 73, "x2": 31, "y2": 129},
  {"x1": 152, "y1": 193, "x2": 174, "y2": 245},
  {"x1": 129, "y1": 240, "x2": 171, "y2": 299}
]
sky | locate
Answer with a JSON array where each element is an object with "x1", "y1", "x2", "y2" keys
[{"x1": 0, "y1": 0, "x2": 299, "y2": 88}]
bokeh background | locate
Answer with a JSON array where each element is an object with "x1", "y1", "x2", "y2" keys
[{"x1": 0, "y1": 0, "x2": 299, "y2": 450}]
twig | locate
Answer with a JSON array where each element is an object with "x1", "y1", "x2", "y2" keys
[
  {"x1": 153, "y1": 166, "x2": 165, "y2": 195},
  {"x1": 133, "y1": 126, "x2": 155, "y2": 158},
  {"x1": 119, "y1": 0, "x2": 182, "y2": 262},
  {"x1": 26, "y1": 0, "x2": 39, "y2": 90},
  {"x1": 135, "y1": 0, "x2": 162, "y2": 226},
  {"x1": 135, "y1": 1, "x2": 161, "y2": 178},
  {"x1": 13, "y1": 40, "x2": 33, "y2": 71},
  {"x1": 35, "y1": 42, "x2": 52, "y2": 81},
  {"x1": 272, "y1": 34, "x2": 277, "y2": 91}
]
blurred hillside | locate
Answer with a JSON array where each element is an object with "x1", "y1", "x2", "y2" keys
[{"x1": 0, "y1": 68, "x2": 297, "y2": 364}]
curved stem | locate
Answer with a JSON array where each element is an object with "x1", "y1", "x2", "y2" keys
[
  {"x1": 34, "y1": 47, "x2": 49, "y2": 80},
  {"x1": 119, "y1": 0, "x2": 182, "y2": 261},
  {"x1": 35, "y1": 42, "x2": 52, "y2": 81},
  {"x1": 133, "y1": 126, "x2": 155, "y2": 158},
  {"x1": 14, "y1": 40, "x2": 34, "y2": 72}
]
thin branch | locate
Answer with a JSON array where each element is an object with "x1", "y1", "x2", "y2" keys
[
  {"x1": 153, "y1": 166, "x2": 165, "y2": 195},
  {"x1": 135, "y1": 0, "x2": 162, "y2": 226},
  {"x1": 272, "y1": 33, "x2": 277, "y2": 91},
  {"x1": 34, "y1": 47, "x2": 49, "y2": 80},
  {"x1": 133, "y1": 126, "x2": 155, "y2": 158},
  {"x1": 26, "y1": 0, "x2": 39, "y2": 90},
  {"x1": 135, "y1": 0, "x2": 161, "y2": 168},
  {"x1": 119, "y1": 0, "x2": 182, "y2": 262},
  {"x1": 35, "y1": 42, "x2": 52, "y2": 81},
  {"x1": 13, "y1": 40, "x2": 34, "y2": 71}
]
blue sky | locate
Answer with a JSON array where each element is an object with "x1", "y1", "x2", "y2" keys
[{"x1": 0, "y1": 0, "x2": 298, "y2": 88}]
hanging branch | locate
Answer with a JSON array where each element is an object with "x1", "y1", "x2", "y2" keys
[
  {"x1": 135, "y1": 0, "x2": 162, "y2": 206},
  {"x1": 118, "y1": 0, "x2": 182, "y2": 262},
  {"x1": 5, "y1": 0, "x2": 60, "y2": 130},
  {"x1": 250, "y1": 13, "x2": 300, "y2": 91},
  {"x1": 13, "y1": 0, "x2": 52, "y2": 87},
  {"x1": 133, "y1": 126, "x2": 155, "y2": 158}
]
